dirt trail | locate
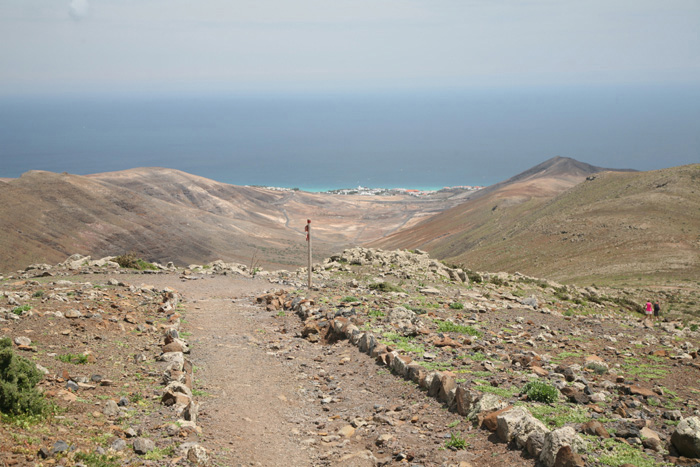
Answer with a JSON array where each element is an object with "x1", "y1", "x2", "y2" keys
[
  {"x1": 140, "y1": 274, "x2": 316, "y2": 466},
  {"x1": 135, "y1": 273, "x2": 534, "y2": 467}
]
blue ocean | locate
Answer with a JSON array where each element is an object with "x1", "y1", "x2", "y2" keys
[{"x1": 1, "y1": 86, "x2": 698, "y2": 191}]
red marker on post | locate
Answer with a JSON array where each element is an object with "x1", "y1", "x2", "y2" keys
[{"x1": 306, "y1": 220, "x2": 312, "y2": 288}]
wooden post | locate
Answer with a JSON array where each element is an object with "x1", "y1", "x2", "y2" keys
[{"x1": 305, "y1": 219, "x2": 312, "y2": 289}]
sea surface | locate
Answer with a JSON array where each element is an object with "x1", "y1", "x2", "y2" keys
[{"x1": 1, "y1": 86, "x2": 698, "y2": 191}]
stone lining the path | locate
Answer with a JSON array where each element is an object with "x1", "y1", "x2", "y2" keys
[{"x1": 282, "y1": 297, "x2": 587, "y2": 467}]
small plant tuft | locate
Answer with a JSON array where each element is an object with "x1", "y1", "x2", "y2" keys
[
  {"x1": 436, "y1": 320, "x2": 482, "y2": 337},
  {"x1": 445, "y1": 432, "x2": 467, "y2": 450},
  {"x1": 57, "y1": 353, "x2": 89, "y2": 365},
  {"x1": 522, "y1": 380, "x2": 559, "y2": 403},
  {"x1": 449, "y1": 302, "x2": 464, "y2": 310},
  {"x1": 369, "y1": 282, "x2": 403, "y2": 293}
]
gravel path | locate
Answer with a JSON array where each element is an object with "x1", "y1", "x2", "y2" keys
[{"x1": 137, "y1": 273, "x2": 536, "y2": 467}]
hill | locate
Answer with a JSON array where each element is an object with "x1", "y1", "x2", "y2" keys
[
  {"x1": 0, "y1": 168, "x2": 469, "y2": 272},
  {"x1": 372, "y1": 161, "x2": 700, "y2": 285}
]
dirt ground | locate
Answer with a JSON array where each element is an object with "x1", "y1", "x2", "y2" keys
[
  {"x1": 140, "y1": 273, "x2": 532, "y2": 467},
  {"x1": 1, "y1": 263, "x2": 698, "y2": 467}
]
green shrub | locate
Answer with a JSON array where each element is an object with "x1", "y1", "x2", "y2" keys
[
  {"x1": 0, "y1": 338, "x2": 48, "y2": 416},
  {"x1": 340, "y1": 296, "x2": 359, "y2": 303},
  {"x1": 113, "y1": 253, "x2": 157, "y2": 271},
  {"x1": 369, "y1": 282, "x2": 403, "y2": 293},
  {"x1": 522, "y1": 381, "x2": 559, "y2": 403},
  {"x1": 585, "y1": 361, "x2": 609, "y2": 375},
  {"x1": 32, "y1": 291, "x2": 44, "y2": 298},
  {"x1": 465, "y1": 270, "x2": 482, "y2": 283},
  {"x1": 11, "y1": 304, "x2": 31, "y2": 315},
  {"x1": 449, "y1": 302, "x2": 464, "y2": 310},
  {"x1": 436, "y1": 320, "x2": 481, "y2": 337},
  {"x1": 490, "y1": 276, "x2": 506, "y2": 286}
]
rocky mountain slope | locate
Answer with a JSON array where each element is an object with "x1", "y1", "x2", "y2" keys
[
  {"x1": 373, "y1": 161, "x2": 700, "y2": 285},
  {"x1": 0, "y1": 168, "x2": 470, "y2": 273},
  {"x1": 1, "y1": 249, "x2": 699, "y2": 466}
]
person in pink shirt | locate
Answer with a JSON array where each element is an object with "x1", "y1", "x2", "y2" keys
[{"x1": 645, "y1": 301, "x2": 653, "y2": 319}]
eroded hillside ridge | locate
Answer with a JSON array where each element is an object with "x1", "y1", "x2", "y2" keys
[
  {"x1": 0, "y1": 167, "x2": 473, "y2": 273},
  {"x1": 374, "y1": 163, "x2": 700, "y2": 284}
]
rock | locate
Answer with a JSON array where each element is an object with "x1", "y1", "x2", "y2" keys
[
  {"x1": 434, "y1": 336, "x2": 462, "y2": 348},
  {"x1": 391, "y1": 355, "x2": 412, "y2": 378},
  {"x1": 438, "y1": 373, "x2": 457, "y2": 404},
  {"x1": 467, "y1": 393, "x2": 508, "y2": 421},
  {"x1": 110, "y1": 439, "x2": 127, "y2": 452},
  {"x1": 37, "y1": 447, "x2": 50, "y2": 459},
  {"x1": 539, "y1": 426, "x2": 587, "y2": 467},
  {"x1": 13, "y1": 336, "x2": 31, "y2": 346},
  {"x1": 454, "y1": 384, "x2": 476, "y2": 416},
  {"x1": 628, "y1": 385, "x2": 655, "y2": 397},
  {"x1": 338, "y1": 425, "x2": 356, "y2": 438},
  {"x1": 161, "y1": 381, "x2": 193, "y2": 406},
  {"x1": 336, "y1": 449, "x2": 378, "y2": 467},
  {"x1": 64, "y1": 309, "x2": 82, "y2": 319},
  {"x1": 483, "y1": 405, "x2": 514, "y2": 432},
  {"x1": 375, "y1": 434, "x2": 393, "y2": 446},
  {"x1": 582, "y1": 420, "x2": 610, "y2": 438},
  {"x1": 496, "y1": 407, "x2": 550, "y2": 449},
  {"x1": 642, "y1": 436, "x2": 662, "y2": 452},
  {"x1": 527, "y1": 430, "x2": 547, "y2": 458},
  {"x1": 51, "y1": 440, "x2": 69, "y2": 455},
  {"x1": 103, "y1": 400, "x2": 120, "y2": 417},
  {"x1": 180, "y1": 400, "x2": 199, "y2": 422},
  {"x1": 664, "y1": 410, "x2": 683, "y2": 421},
  {"x1": 406, "y1": 363, "x2": 425, "y2": 384},
  {"x1": 553, "y1": 445, "x2": 585, "y2": 467},
  {"x1": 187, "y1": 445, "x2": 209, "y2": 464},
  {"x1": 671, "y1": 417, "x2": 700, "y2": 459},
  {"x1": 358, "y1": 333, "x2": 377, "y2": 354},
  {"x1": 132, "y1": 438, "x2": 155, "y2": 455}
]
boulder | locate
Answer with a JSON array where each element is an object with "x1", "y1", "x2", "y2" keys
[
  {"x1": 539, "y1": 427, "x2": 586, "y2": 467},
  {"x1": 391, "y1": 355, "x2": 412, "y2": 378},
  {"x1": 454, "y1": 384, "x2": 477, "y2": 416},
  {"x1": 467, "y1": 393, "x2": 508, "y2": 421},
  {"x1": 496, "y1": 407, "x2": 550, "y2": 449},
  {"x1": 132, "y1": 438, "x2": 155, "y2": 455},
  {"x1": 671, "y1": 416, "x2": 700, "y2": 459},
  {"x1": 187, "y1": 444, "x2": 209, "y2": 465},
  {"x1": 161, "y1": 381, "x2": 193, "y2": 407},
  {"x1": 553, "y1": 445, "x2": 585, "y2": 467}
]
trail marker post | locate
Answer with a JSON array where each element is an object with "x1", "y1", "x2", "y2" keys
[{"x1": 305, "y1": 219, "x2": 312, "y2": 289}]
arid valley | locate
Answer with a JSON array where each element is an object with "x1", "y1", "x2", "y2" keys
[{"x1": 0, "y1": 158, "x2": 699, "y2": 467}]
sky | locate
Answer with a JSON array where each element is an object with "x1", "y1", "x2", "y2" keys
[
  {"x1": 0, "y1": 1, "x2": 698, "y2": 186},
  {"x1": 1, "y1": 0, "x2": 699, "y2": 95}
]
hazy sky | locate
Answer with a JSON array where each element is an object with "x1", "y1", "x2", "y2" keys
[{"x1": 1, "y1": 0, "x2": 699, "y2": 95}]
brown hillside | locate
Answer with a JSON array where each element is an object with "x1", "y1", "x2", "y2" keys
[
  {"x1": 370, "y1": 156, "x2": 620, "y2": 259},
  {"x1": 373, "y1": 163, "x2": 700, "y2": 284},
  {"x1": 0, "y1": 168, "x2": 469, "y2": 272}
]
